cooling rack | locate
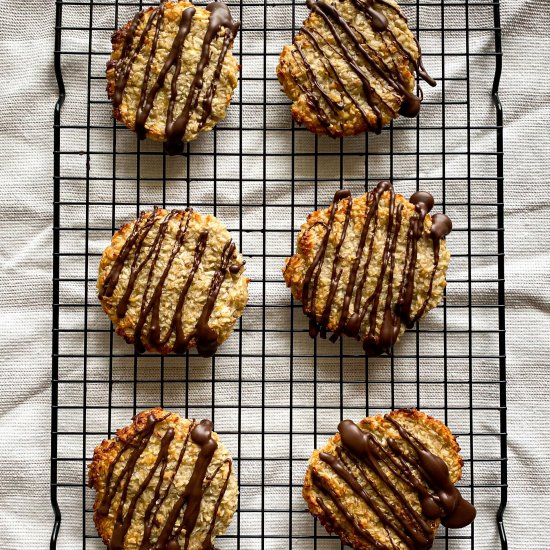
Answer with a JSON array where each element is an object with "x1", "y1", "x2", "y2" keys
[{"x1": 52, "y1": 0, "x2": 506, "y2": 547}]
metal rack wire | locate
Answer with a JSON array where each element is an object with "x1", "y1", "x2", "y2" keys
[{"x1": 52, "y1": 0, "x2": 506, "y2": 548}]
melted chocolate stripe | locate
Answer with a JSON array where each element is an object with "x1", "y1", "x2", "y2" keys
[
  {"x1": 155, "y1": 420, "x2": 218, "y2": 550},
  {"x1": 374, "y1": 0, "x2": 405, "y2": 17},
  {"x1": 396, "y1": 218, "x2": 421, "y2": 324},
  {"x1": 132, "y1": 211, "x2": 180, "y2": 353},
  {"x1": 358, "y1": 187, "x2": 398, "y2": 354},
  {"x1": 406, "y1": 213, "x2": 452, "y2": 325},
  {"x1": 384, "y1": 416, "x2": 476, "y2": 529},
  {"x1": 166, "y1": 3, "x2": 239, "y2": 148},
  {"x1": 199, "y1": 16, "x2": 241, "y2": 129},
  {"x1": 412, "y1": 37, "x2": 437, "y2": 87},
  {"x1": 305, "y1": 0, "x2": 384, "y2": 132},
  {"x1": 317, "y1": 194, "x2": 353, "y2": 337},
  {"x1": 113, "y1": 11, "x2": 154, "y2": 108},
  {"x1": 165, "y1": 20, "x2": 189, "y2": 148},
  {"x1": 136, "y1": 6, "x2": 196, "y2": 139},
  {"x1": 370, "y1": 437, "x2": 421, "y2": 491},
  {"x1": 368, "y1": 437, "x2": 449, "y2": 536},
  {"x1": 330, "y1": 181, "x2": 389, "y2": 341},
  {"x1": 338, "y1": 446, "x2": 431, "y2": 544},
  {"x1": 375, "y1": 204, "x2": 404, "y2": 352},
  {"x1": 109, "y1": 427, "x2": 175, "y2": 550},
  {"x1": 116, "y1": 209, "x2": 181, "y2": 319},
  {"x1": 384, "y1": 439, "x2": 446, "y2": 522},
  {"x1": 351, "y1": 0, "x2": 388, "y2": 31},
  {"x1": 340, "y1": 420, "x2": 432, "y2": 538},
  {"x1": 98, "y1": 414, "x2": 163, "y2": 517},
  {"x1": 134, "y1": 4, "x2": 165, "y2": 139},
  {"x1": 317, "y1": 418, "x2": 476, "y2": 549},
  {"x1": 347, "y1": 19, "x2": 426, "y2": 119},
  {"x1": 147, "y1": 211, "x2": 194, "y2": 348},
  {"x1": 293, "y1": 39, "x2": 344, "y2": 115},
  {"x1": 346, "y1": 17, "x2": 403, "y2": 85},
  {"x1": 287, "y1": 60, "x2": 332, "y2": 130},
  {"x1": 344, "y1": 187, "x2": 384, "y2": 338},
  {"x1": 139, "y1": 422, "x2": 196, "y2": 550},
  {"x1": 312, "y1": 472, "x2": 390, "y2": 550},
  {"x1": 302, "y1": 27, "x2": 371, "y2": 125},
  {"x1": 194, "y1": 239, "x2": 236, "y2": 357},
  {"x1": 319, "y1": 0, "x2": 419, "y2": 120},
  {"x1": 301, "y1": 190, "x2": 350, "y2": 324},
  {"x1": 169, "y1": 231, "x2": 209, "y2": 353},
  {"x1": 100, "y1": 211, "x2": 155, "y2": 300},
  {"x1": 320, "y1": 452, "x2": 417, "y2": 547},
  {"x1": 201, "y1": 460, "x2": 233, "y2": 550}
]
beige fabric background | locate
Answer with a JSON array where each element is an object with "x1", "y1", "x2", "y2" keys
[{"x1": 0, "y1": 0, "x2": 548, "y2": 547}]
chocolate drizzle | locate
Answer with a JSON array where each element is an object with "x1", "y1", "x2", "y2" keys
[
  {"x1": 99, "y1": 208, "x2": 242, "y2": 357},
  {"x1": 299, "y1": 182, "x2": 452, "y2": 356},
  {"x1": 312, "y1": 415, "x2": 476, "y2": 549},
  {"x1": 109, "y1": 2, "x2": 239, "y2": 153},
  {"x1": 195, "y1": 239, "x2": 237, "y2": 357},
  {"x1": 287, "y1": 0, "x2": 436, "y2": 134},
  {"x1": 97, "y1": 415, "x2": 232, "y2": 550},
  {"x1": 302, "y1": 189, "x2": 351, "y2": 336}
]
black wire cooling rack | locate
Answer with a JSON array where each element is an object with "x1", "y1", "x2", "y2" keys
[{"x1": 52, "y1": 0, "x2": 506, "y2": 548}]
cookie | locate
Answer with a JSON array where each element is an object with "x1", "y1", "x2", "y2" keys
[
  {"x1": 277, "y1": 0, "x2": 436, "y2": 137},
  {"x1": 97, "y1": 207, "x2": 248, "y2": 357},
  {"x1": 107, "y1": 1, "x2": 240, "y2": 152},
  {"x1": 89, "y1": 408, "x2": 238, "y2": 550},
  {"x1": 303, "y1": 409, "x2": 476, "y2": 550},
  {"x1": 283, "y1": 182, "x2": 451, "y2": 356}
]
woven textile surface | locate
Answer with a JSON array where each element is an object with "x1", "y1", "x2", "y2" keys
[{"x1": 0, "y1": 0, "x2": 548, "y2": 547}]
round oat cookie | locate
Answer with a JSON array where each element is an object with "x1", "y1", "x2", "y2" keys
[
  {"x1": 107, "y1": 1, "x2": 240, "y2": 152},
  {"x1": 303, "y1": 409, "x2": 476, "y2": 550},
  {"x1": 277, "y1": 0, "x2": 436, "y2": 137},
  {"x1": 97, "y1": 207, "x2": 248, "y2": 357},
  {"x1": 89, "y1": 408, "x2": 238, "y2": 550},
  {"x1": 283, "y1": 181, "x2": 451, "y2": 356}
]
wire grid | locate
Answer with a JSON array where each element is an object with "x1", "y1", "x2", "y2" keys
[{"x1": 52, "y1": 0, "x2": 506, "y2": 548}]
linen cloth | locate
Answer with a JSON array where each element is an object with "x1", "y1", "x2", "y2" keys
[{"x1": 0, "y1": 0, "x2": 548, "y2": 547}]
